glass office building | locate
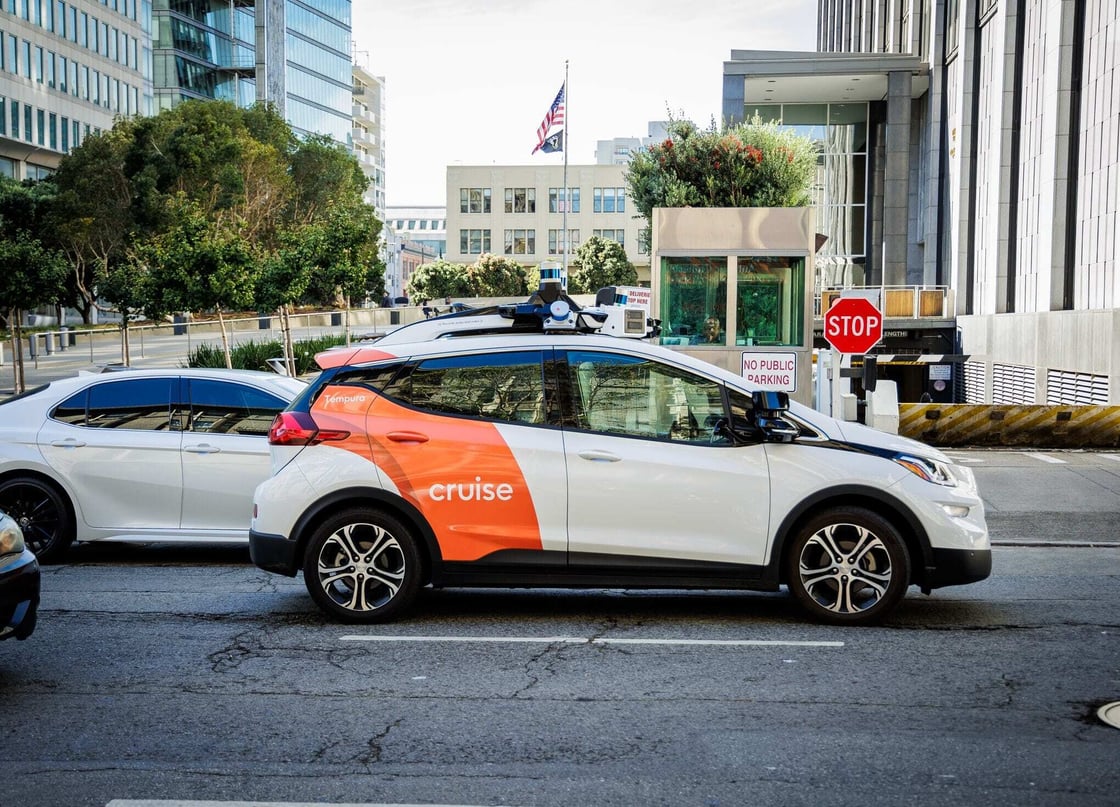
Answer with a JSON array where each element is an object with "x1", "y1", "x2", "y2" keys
[{"x1": 151, "y1": 0, "x2": 350, "y2": 142}]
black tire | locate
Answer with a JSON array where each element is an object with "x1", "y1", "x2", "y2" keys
[
  {"x1": 0, "y1": 476, "x2": 75, "y2": 564},
  {"x1": 302, "y1": 508, "x2": 421, "y2": 624},
  {"x1": 785, "y1": 506, "x2": 910, "y2": 625}
]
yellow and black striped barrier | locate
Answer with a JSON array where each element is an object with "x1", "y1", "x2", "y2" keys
[{"x1": 898, "y1": 404, "x2": 1120, "y2": 448}]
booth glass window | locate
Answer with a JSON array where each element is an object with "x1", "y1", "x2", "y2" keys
[
  {"x1": 659, "y1": 257, "x2": 727, "y2": 346},
  {"x1": 736, "y1": 257, "x2": 805, "y2": 347}
]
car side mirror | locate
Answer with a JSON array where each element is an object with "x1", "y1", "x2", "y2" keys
[{"x1": 751, "y1": 390, "x2": 799, "y2": 443}]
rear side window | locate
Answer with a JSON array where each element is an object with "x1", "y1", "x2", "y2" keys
[
  {"x1": 85, "y1": 378, "x2": 174, "y2": 430},
  {"x1": 186, "y1": 379, "x2": 289, "y2": 436},
  {"x1": 51, "y1": 390, "x2": 88, "y2": 424},
  {"x1": 385, "y1": 351, "x2": 546, "y2": 425}
]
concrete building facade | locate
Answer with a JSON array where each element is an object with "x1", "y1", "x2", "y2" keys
[
  {"x1": 726, "y1": 0, "x2": 1120, "y2": 404},
  {"x1": 1, "y1": 0, "x2": 150, "y2": 180},
  {"x1": 444, "y1": 164, "x2": 650, "y2": 283},
  {"x1": 351, "y1": 62, "x2": 384, "y2": 217}
]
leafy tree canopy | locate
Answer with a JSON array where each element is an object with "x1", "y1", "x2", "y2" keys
[
  {"x1": 569, "y1": 236, "x2": 637, "y2": 295},
  {"x1": 625, "y1": 116, "x2": 817, "y2": 223},
  {"x1": 406, "y1": 259, "x2": 474, "y2": 301},
  {"x1": 469, "y1": 254, "x2": 529, "y2": 297}
]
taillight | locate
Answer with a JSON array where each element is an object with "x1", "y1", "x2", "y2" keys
[{"x1": 268, "y1": 412, "x2": 350, "y2": 445}]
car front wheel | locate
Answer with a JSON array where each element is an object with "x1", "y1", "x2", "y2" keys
[
  {"x1": 0, "y1": 476, "x2": 75, "y2": 564},
  {"x1": 303, "y1": 508, "x2": 421, "y2": 623},
  {"x1": 786, "y1": 507, "x2": 910, "y2": 625}
]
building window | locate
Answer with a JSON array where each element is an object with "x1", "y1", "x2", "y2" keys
[
  {"x1": 460, "y1": 228, "x2": 491, "y2": 254},
  {"x1": 735, "y1": 257, "x2": 804, "y2": 346},
  {"x1": 21, "y1": 39, "x2": 30, "y2": 78},
  {"x1": 48, "y1": 111, "x2": 56, "y2": 149},
  {"x1": 659, "y1": 257, "x2": 728, "y2": 346},
  {"x1": 9, "y1": 99, "x2": 18, "y2": 140},
  {"x1": 593, "y1": 229, "x2": 625, "y2": 247},
  {"x1": 60, "y1": 115, "x2": 68, "y2": 151},
  {"x1": 549, "y1": 187, "x2": 580, "y2": 213},
  {"x1": 504, "y1": 229, "x2": 535, "y2": 255},
  {"x1": 459, "y1": 187, "x2": 491, "y2": 214},
  {"x1": 548, "y1": 229, "x2": 580, "y2": 255},
  {"x1": 593, "y1": 187, "x2": 626, "y2": 213},
  {"x1": 504, "y1": 187, "x2": 536, "y2": 213},
  {"x1": 0, "y1": 97, "x2": 5, "y2": 137}
]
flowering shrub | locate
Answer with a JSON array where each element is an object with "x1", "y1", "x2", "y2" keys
[{"x1": 625, "y1": 117, "x2": 817, "y2": 222}]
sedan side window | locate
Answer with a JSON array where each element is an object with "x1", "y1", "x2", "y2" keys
[
  {"x1": 566, "y1": 351, "x2": 726, "y2": 443},
  {"x1": 385, "y1": 351, "x2": 546, "y2": 425},
  {"x1": 84, "y1": 378, "x2": 174, "y2": 430},
  {"x1": 187, "y1": 380, "x2": 289, "y2": 436}
]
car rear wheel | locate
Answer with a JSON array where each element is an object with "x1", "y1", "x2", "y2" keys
[
  {"x1": 786, "y1": 507, "x2": 910, "y2": 625},
  {"x1": 303, "y1": 508, "x2": 420, "y2": 623},
  {"x1": 0, "y1": 476, "x2": 74, "y2": 564}
]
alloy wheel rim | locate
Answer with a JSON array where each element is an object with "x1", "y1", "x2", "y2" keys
[
  {"x1": 317, "y1": 523, "x2": 406, "y2": 612},
  {"x1": 0, "y1": 485, "x2": 61, "y2": 554},
  {"x1": 798, "y1": 523, "x2": 892, "y2": 614}
]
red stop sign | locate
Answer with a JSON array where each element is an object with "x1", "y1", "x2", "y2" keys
[{"x1": 824, "y1": 297, "x2": 883, "y2": 354}]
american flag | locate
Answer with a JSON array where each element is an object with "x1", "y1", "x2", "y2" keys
[{"x1": 531, "y1": 82, "x2": 565, "y2": 154}]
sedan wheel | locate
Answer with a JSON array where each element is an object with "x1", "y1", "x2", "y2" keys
[
  {"x1": 303, "y1": 509, "x2": 421, "y2": 623},
  {"x1": 786, "y1": 507, "x2": 910, "y2": 625},
  {"x1": 0, "y1": 477, "x2": 74, "y2": 564}
]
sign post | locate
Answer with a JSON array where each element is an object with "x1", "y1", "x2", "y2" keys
[{"x1": 823, "y1": 297, "x2": 884, "y2": 419}]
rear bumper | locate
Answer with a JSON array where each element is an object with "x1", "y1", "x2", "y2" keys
[
  {"x1": 924, "y1": 547, "x2": 992, "y2": 589},
  {"x1": 249, "y1": 529, "x2": 301, "y2": 577},
  {"x1": 0, "y1": 550, "x2": 41, "y2": 640}
]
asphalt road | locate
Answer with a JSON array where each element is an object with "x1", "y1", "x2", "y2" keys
[{"x1": 0, "y1": 541, "x2": 1117, "y2": 807}]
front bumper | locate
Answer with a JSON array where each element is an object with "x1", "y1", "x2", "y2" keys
[
  {"x1": 0, "y1": 550, "x2": 41, "y2": 640},
  {"x1": 249, "y1": 529, "x2": 301, "y2": 577},
  {"x1": 924, "y1": 547, "x2": 992, "y2": 589}
]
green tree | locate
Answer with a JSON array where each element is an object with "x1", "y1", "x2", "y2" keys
[
  {"x1": 569, "y1": 236, "x2": 638, "y2": 295},
  {"x1": 469, "y1": 254, "x2": 529, "y2": 297},
  {"x1": 148, "y1": 201, "x2": 261, "y2": 368},
  {"x1": 288, "y1": 134, "x2": 368, "y2": 224},
  {"x1": 47, "y1": 126, "x2": 136, "y2": 324},
  {"x1": 406, "y1": 259, "x2": 474, "y2": 301},
  {"x1": 625, "y1": 116, "x2": 817, "y2": 249},
  {"x1": 0, "y1": 177, "x2": 69, "y2": 392}
]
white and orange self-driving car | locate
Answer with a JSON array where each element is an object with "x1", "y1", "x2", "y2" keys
[{"x1": 249, "y1": 286, "x2": 990, "y2": 625}]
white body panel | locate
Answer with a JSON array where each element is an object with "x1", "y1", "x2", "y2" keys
[{"x1": 180, "y1": 433, "x2": 274, "y2": 531}]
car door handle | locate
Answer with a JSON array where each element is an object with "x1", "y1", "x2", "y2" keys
[
  {"x1": 578, "y1": 450, "x2": 621, "y2": 462},
  {"x1": 183, "y1": 444, "x2": 221, "y2": 454},
  {"x1": 50, "y1": 438, "x2": 86, "y2": 448},
  {"x1": 386, "y1": 431, "x2": 430, "y2": 444}
]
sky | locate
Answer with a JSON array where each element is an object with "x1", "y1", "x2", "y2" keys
[{"x1": 351, "y1": 0, "x2": 818, "y2": 207}]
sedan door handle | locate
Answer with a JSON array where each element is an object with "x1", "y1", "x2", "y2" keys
[
  {"x1": 183, "y1": 444, "x2": 221, "y2": 454},
  {"x1": 386, "y1": 431, "x2": 430, "y2": 444},
  {"x1": 50, "y1": 438, "x2": 86, "y2": 448},
  {"x1": 578, "y1": 449, "x2": 622, "y2": 463}
]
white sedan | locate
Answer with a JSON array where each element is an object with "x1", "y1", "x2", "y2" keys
[{"x1": 0, "y1": 368, "x2": 306, "y2": 563}]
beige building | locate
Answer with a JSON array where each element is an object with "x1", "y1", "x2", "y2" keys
[
  {"x1": 1, "y1": 0, "x2": 149, "y2": 180},
  {"x1": 445, "y1": 164, "x2": 651, "y2": 283},
  {"x1": 351, "y1": 63, "x2": 385, "y2": 218}
]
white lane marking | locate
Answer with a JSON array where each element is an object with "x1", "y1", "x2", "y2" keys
[
  {"x1": 339, "y1": 635, "x2": 843, "y2": 648},
  {"x1": 1024, "y1": 452, "x2": 1067, "y2": 464},
  {"x1": 109, "y1": 802, "x2": 491, "y2": 807},
  {"x1": 944, "y1": 454, "x2": 984, "y2": 464},
  {"x1": 1097, "y1": 454, "x2": 1120, "y2": 464}
]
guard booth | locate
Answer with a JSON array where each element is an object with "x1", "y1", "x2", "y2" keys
[{"x1": 650, "y1": 207, "x2": 817, "y2": 405}]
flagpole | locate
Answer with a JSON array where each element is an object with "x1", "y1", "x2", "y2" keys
[{"x1": 562, "y1": 59, "x2": 569, "y2": 287}]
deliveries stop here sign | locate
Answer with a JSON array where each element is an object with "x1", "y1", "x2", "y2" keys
[{"x1": 823, "y1": 297, "x2": 883, "y2": 354}]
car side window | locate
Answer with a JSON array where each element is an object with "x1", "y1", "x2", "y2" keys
[
  {"x1": 51, "y1": 390, "x2": 88, "y2": 425},
  {"x1": 187, "y1": 379, "x2": 289, "y2": 436},
  {"x1": 565, "y1": 351, "x2": 726, "y2": 443},
  {"x1": 82, "y1": 378, "x2": 174, "y2": 430},
  {"x1": 385, "y1": 351, "x2": 546, "y2": 425}
]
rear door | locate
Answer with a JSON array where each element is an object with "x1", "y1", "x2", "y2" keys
[
  {"x1": 366, "y1": 349, "x2": 568, "y2": 565},
  {"x1": 37, "y1": 377, "x2": 182, "y2": 530},
  {"x1": 561, "y1": 349, "x2": 772, "y2": 568},
  {"x1": 179, "y1": 378, "x2": 291, "y2": 531}
]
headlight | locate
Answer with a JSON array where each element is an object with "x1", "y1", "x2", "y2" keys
[
  {"x1": 893, "y1": 454, "x2": 958, "y2": 487},
  {"x1": 0, "y1": 520, "x2": 26, "y2": 556}
]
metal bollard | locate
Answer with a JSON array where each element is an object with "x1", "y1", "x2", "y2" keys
[
  {"x1": 58, "y1": 327, "x2": 69, "y2": 351},
  {"x1": 27, "y1": 333, "x2": 37, "y2": 358},
  {"x1": 44, "y1": 332, "x2": 55, "y2": 355}
]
